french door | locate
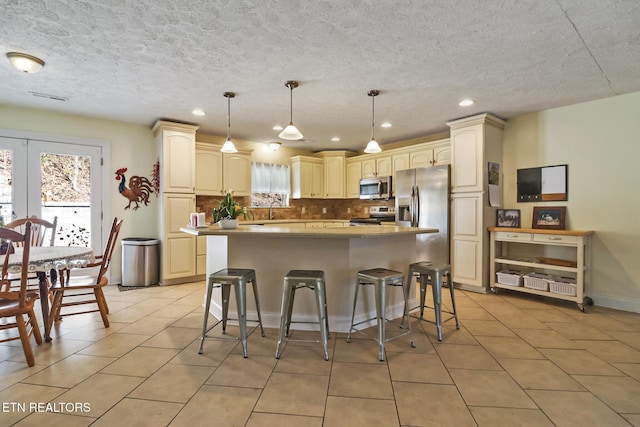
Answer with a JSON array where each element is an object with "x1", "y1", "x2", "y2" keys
[{"x1": 0, "y1": 136, "x2": 103, "y2": 250}]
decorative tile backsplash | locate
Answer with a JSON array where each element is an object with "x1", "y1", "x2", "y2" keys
[{"x1": 196, "y1": 196, "x2": 394, "y2": 223}]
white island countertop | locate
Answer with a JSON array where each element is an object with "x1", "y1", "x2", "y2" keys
[{"x1": 180, "y1": 224, "x2": 437, "y2": 239}]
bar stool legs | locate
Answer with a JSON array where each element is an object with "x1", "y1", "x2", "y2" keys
[
  {"x1": 199, "y1": 268, "x2": 265, "y2": 358},
  {"x1": 347, "y1": 268, "x2": 415, "y2": 361},
  {"x1": 276, "y1": 270, "x2": 330, "y2": 361},
  {"x1": 404, "y1": 262, "x2": 459, "y2": 341}
]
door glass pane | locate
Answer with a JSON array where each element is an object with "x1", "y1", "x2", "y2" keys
[
  {"x1": 0, "y1": 149, "x2": 13, "y2": 225},
  {"x1": 41, "y1": 152, "x2": 92, "y2": 246}
]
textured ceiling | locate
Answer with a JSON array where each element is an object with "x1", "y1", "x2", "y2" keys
[{"x1": 1, "y1": 0, "x2": 639, "y2": 152}]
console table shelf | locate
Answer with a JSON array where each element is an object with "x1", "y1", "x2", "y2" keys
[{"x1": 488, "y1": 227, "x2": 593, "y2": 311}]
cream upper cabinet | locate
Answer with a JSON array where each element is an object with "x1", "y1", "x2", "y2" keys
[
  {"x1": 322, "y1": 154, "x2": 345, "y2": 198},
  {"x1": 392, "y1": 152, "x2": 410, "y2": 173},
  {"x1": 362, "y1": 155, "x2": 391, "y2": 177},
  {"x1": 195, "y1": 143, "x2": 223, "y2": 195},
  {"x1": 153, "y1": 121, "x2": 197, "y2": 194},
  {"x1": 409, "y1": 141, "x2": 451, "y2": 168},
  {"x1": 291, "y1": 156, "x2": 324, "y2": 198},
  {"x1": 195, "y1": 143, "x2": 252, "y2": 196},
  {"x1": 223, "y1": 151, "x2": 252, "y2": 196},
  {"x1": 346, "y1": 159, "x2": 362, "y2": 199}
]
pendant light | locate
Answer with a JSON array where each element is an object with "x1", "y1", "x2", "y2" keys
[
  {"x1": 364, "y1": 90, "x2": 382, "y2": 153},
  {"x1": 279, "y1": 80, "x2": 304, "y2": 140},
  {"x1": 220, "y1": 92, "x2": 238, "y2": 153}
]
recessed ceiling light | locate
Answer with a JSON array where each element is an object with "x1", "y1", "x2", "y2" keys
[
  {"x1": 272, "y1": 125, "x2": 283, "y2": 131},
  {"x1": 458, "y1": 99, "x2": 474, "y2": 107},
  {"x1": 331, "y1": 137, "x2": 340, "y2": 142},
  {"x1": 381, "y1": 122, "x2": 392, "y2": 128},
  {"x1": 192, "y1": 108, "x2": 205, "y2": 116}
]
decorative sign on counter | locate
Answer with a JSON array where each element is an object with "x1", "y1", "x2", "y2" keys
[{"x1": 189, "y1": 212, "x2": 206, "y2": 227}]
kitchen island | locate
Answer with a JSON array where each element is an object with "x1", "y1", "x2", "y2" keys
[{"x1": 181, "y1": 224, "x2": 438, "y2": 332}]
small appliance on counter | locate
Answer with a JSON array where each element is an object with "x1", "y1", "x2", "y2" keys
[{"x1": 349, "y1": 206, "x2": 396, "y2": 226}]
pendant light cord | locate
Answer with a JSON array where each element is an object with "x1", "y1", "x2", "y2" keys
[
  {"x1": 289, "y1": 85, "x2": 293, "y2": 122},
  {"x1": 227, "y1": 95, "x2": 231, "y2": 139},
  {"x1": 370, "y1": 94, "x2": 376, "y2": 141}
]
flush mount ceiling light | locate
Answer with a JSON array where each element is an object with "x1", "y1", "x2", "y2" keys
[
  {"x1": 331, "y1": 136, "x2": 340, "y2": 142},
  {"x1": 272, "y1": 125, "x2": 283, "y2": 131},
  {"x1": 192, "y1": 108, "x2": 205, "y2": 116},
  {"x1": 269, "y1": 141, "x2": 282, "y2": 151},
  {"x1": 459, "y1": 99, "x2": 474, "y2": 107},
  {"x1": 7, "y1": 52, "x2": 45, "y2": 73},
  {"x1": 220, "y1": 92, "x2": 238, "y2": 153},
  {"x1": 279, "y1": 80, "x2": 304, "y2": 140},
  {"x1": 364, "y1": 90, "x2": 382, "y2": 154},
  {"x1": 381, "y1": 122, "x2": 392, "y2": 128}
]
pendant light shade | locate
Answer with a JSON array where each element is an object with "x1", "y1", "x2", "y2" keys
[
  {"x1": 7, "y1": 52, "x2": 45, "y2": 73},
  {"x1": 279, "y1": 81, "x2": 304, "y2": 140},
  {"x1": 220, "y1": 92, "x2": 238, "y2": 153},
  {"x1": 364, "y1": 90, "x2": 382, "y2": 154}
]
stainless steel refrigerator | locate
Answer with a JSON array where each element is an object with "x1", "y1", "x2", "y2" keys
[{"x1": 395, "y1": 166, "x2": 450, "y2": 264}]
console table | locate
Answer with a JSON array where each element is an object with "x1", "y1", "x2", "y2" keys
[{"x1": 488, "y1": 227, "x2": 593, "y2": 311}]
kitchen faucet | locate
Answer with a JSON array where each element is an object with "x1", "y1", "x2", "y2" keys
[{"x1": 269, "y1": 200, "x2": 282, "y2": 220}]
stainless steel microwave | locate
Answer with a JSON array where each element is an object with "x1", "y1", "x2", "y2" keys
[{"x1": 359, "y1": 176, "x2": 392, "y2": 200}]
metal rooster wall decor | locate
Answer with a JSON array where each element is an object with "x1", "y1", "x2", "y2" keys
[{"x1": 115, "y1": 167, "x2": 154, "y2": 210}]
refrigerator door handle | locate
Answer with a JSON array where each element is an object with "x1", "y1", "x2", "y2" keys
[
  {"x1": 409, "y1": 186, "x2": 415, "y2": 226},
  {"x1": 414, "y1": 186, "x2": 420, "y2": 227}
]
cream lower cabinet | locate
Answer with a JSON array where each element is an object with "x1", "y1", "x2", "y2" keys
[
  {"x1": 196, "y1": 235, "x2": 207, "y2": 275},
  {"x1": 162, "y1": 193, "x2": 196, "y2": 280},
  {"x1": 450, "y1": 193, "x2": 485, "y2": 289}
]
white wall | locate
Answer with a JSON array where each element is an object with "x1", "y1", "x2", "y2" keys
[
  {"x1": 0, "y1": 104, "x2": 158, "y2": 284},
  {"x1": 503, "y1": 91, "x2": 640, "y2": 312}
]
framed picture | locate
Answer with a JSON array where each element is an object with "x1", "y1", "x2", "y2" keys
[
  {"x1": 532, "y1": 206, "x2": 566, "y2": 230},
  {"x1": 496, "y1": 209, "x2": 521, "y2": 227}
]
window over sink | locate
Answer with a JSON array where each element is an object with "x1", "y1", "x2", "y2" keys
[{"x1": 250, "y1": 162, "x2": 290, "y2": 207}]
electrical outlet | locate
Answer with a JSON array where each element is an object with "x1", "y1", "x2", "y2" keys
[
  {"x1": 347, "y1": 208, "x2": 351, "y2": 214},
  {"x1": 322, "y1": 207, "x2": 327, "y2": 214},
  {"x1": 364, "y1": 207, "x2": 369, "y2": 214},
  {"x1": 301, "y1": 207, "x2": 306, "y2": 214}
]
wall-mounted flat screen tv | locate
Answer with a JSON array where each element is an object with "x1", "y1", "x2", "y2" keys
[{"x1": 517, "y1": 164, "x2": 568, "y2": 202}]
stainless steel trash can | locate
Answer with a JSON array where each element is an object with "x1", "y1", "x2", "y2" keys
[{"x1": 121, "y1": 238, "x2": 159, "y2": 286}]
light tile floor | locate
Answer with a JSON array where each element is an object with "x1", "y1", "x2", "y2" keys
[{"x1": 1, "y1": 281, "x2": 640, "y2": 426}]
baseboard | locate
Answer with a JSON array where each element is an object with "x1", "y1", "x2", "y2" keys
[{"x1": 590, "y1": 293, "x2": 640, "y2": 314}]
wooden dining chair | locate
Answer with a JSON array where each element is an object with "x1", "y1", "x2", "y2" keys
[
  {"x1": 49, "y1": 218, "x2": 123, "y2": 329},
  {"x1": 4, "y1": 216, "x2": 58, "y2": 247},
  {"x1": 1, "y1": 216, "x2": 58, "y2": 293},
  {"x1": 0, "y1": 222, "x2": 43, "y2": 367}
]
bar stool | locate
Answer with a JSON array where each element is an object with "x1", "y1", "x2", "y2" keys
[
  {"x1": 276, "y1": 270, "x2": 330, "y2": 361},
  {"x1": 347, "y1": 268, "x2": 415, "y2": 361},
  {"x1": 198, "y1": 268, "x2": 265, "y2": 358},
  {"x1": 403, "y1": 262, "x2": 459, "y2": 341}
]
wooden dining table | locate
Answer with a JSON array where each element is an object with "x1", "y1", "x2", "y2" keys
[{"x1": 5, "y1": 246, "x2": 94, "y2": 342}]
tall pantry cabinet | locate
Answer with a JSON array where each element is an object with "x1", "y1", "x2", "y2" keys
[
  {"x1": 152, "y1": 120, "x2": 199, "y2": 284},
  {"x1": 447, "y1": 113, "x2": 506, "y2": 292}
]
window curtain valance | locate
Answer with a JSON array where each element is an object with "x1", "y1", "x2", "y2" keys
[{"x1": 251, "y1": 162, "x2": 290, "y2": 194}]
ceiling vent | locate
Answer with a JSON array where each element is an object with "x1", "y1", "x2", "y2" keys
[{"x1": 29, "y1": 91, "x2": 69, "y2": 102}]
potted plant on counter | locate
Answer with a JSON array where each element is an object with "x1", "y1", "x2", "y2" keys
[{"x1": 212, "y1": 191, "x2": 248, "y2": 229}]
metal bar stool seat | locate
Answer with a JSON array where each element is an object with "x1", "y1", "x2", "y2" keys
[
  {"x1": 347, "y1": 268, "x2": 415, "y2": 361},
  {"x1": 276, "y1": 270, "x2": 330, "y2": 361},
  {"x1": 198, "y1": 268, "x2": 265, "y2": 358},
  {"x1": 403, "y1": 261, "x2": 459, "y2": 341}
]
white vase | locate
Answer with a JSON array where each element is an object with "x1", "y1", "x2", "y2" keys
[{"x1": 218, "y1": 219, "x2": 239, "y2": 229}]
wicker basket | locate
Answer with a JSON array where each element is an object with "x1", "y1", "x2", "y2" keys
[
  {"x1": 549, "y1": 276, "x2": 577, "y2": 296},
  {"x1": 496, "y1": 270, "x2": 523, "y2": 286},
  {"x1": 523, "y1": 272, "x2": 552, "y2": 291}
]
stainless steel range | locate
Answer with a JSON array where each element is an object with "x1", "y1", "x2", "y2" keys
[{"x1": 349, "y1": 206, "x2": 396, "y2": 226}]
